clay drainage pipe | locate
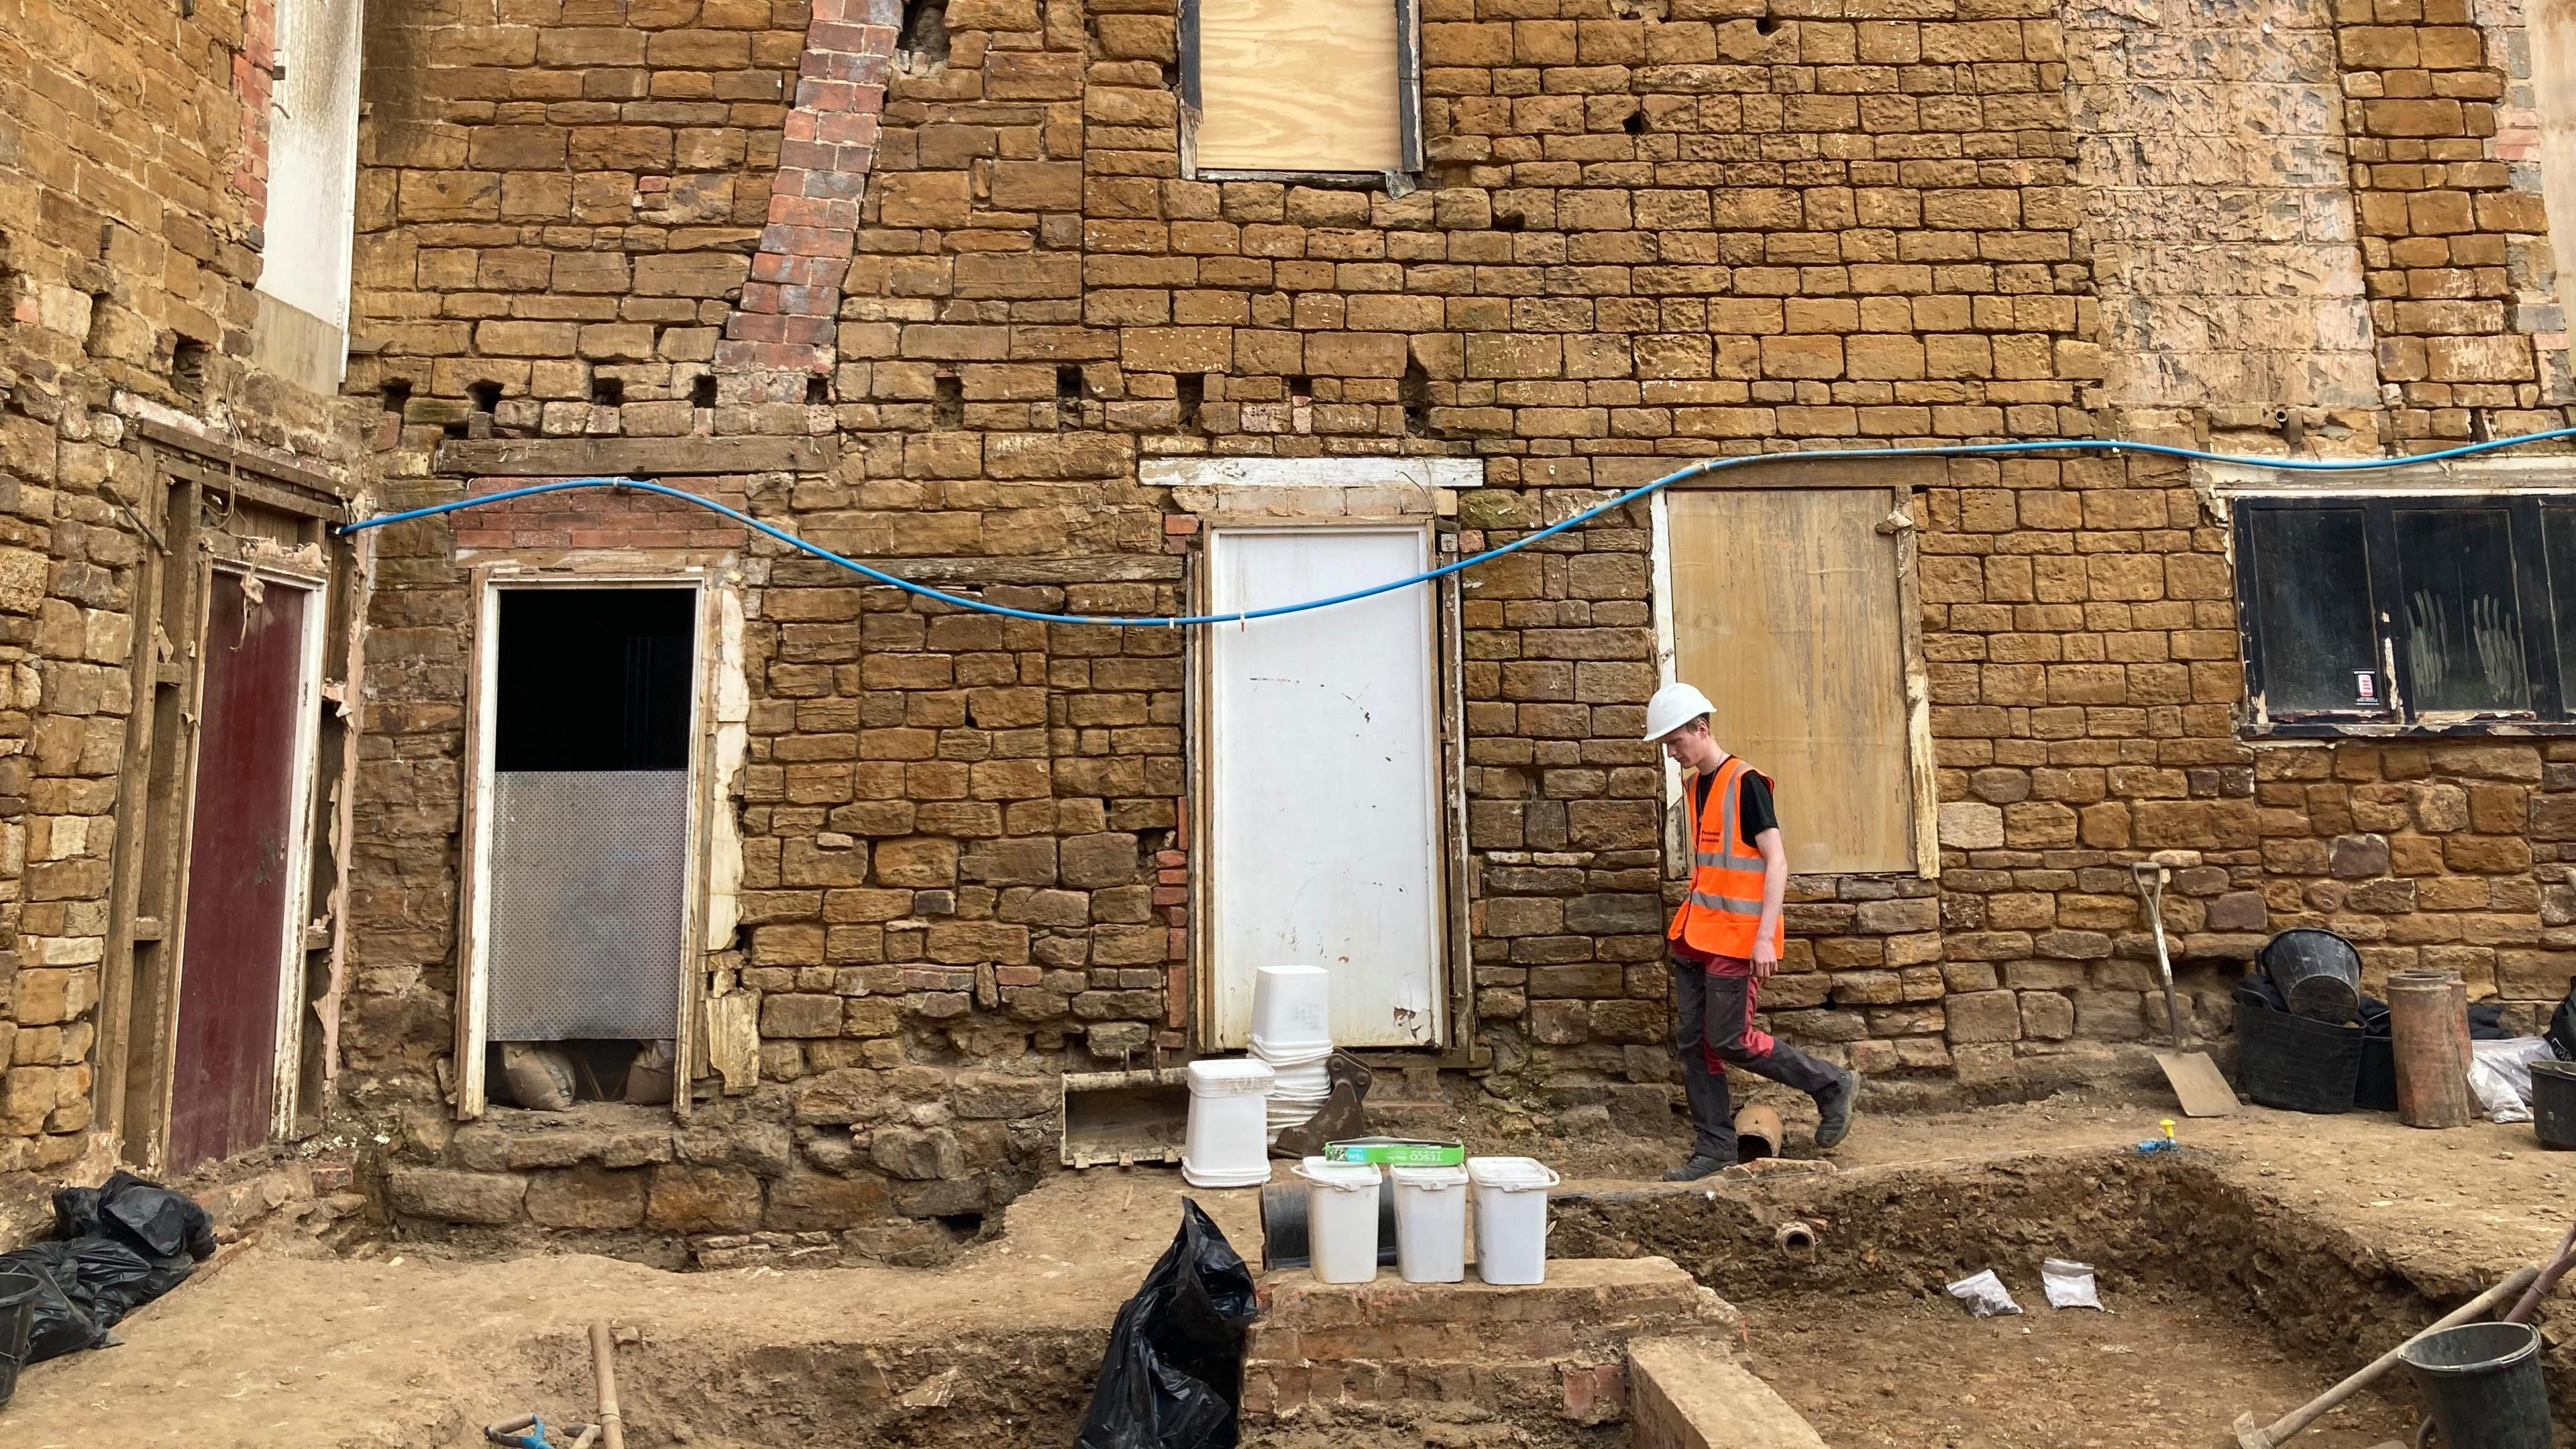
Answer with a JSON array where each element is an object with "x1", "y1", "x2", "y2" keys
[
  {"x1": 1774, "y1": 1220, "x2": 1817, "y2": 1254},
  {"x1": 2230, "y1": 1263, "x2": 2540, "y2": 1449}
]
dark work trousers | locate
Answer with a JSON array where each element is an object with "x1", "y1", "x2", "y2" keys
[{"x1": 1672, "y1": 958, "x2": 1845, "y2": 1162}]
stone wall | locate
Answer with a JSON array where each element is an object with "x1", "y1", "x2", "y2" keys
[
  {"x1": 330, "y1": 0, "x2": 2576, "y2": 1242},
  {"x1": 0, "y1": 0, "x2": 364, "y2": 1208}
]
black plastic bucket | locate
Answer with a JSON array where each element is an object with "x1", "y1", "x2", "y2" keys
[
  {"x1": 2532, "y1": 1058, "x2": 2576, "y2": 1150},
  {"x1": 2260, "y1": 928, "x2": 2363, "y2": 1023},
  {"x1": 2235, "y1": 992, "x2": 2361, "y2": 1114},
  {"x1": 2399, "y1": 1321, "x2": 2553, "y2": 1449},
  {"x1": 1258, "y1": 1178, "x2": 1397, "y2": 1271},
  {"x1": 0, "y1": 1263, "x2": 40, "y2": 1410}
]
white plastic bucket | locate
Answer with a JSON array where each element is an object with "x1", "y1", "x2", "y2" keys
[
  {"x1": 1250, "y1": 966, "x2": 1332, "y2": 1048},
  {"x1": 1466, "y1": 1157, "x2": 1560, "y2": 1285},
  {"x1": 1292, "y1": 1157, "x2": 1383, "y2": 1283},
  {"x1": 1250, "y1": 1033, "x2": 1333, "y2": 1065},
  {"x1": 1181, "y1": 1058, "x2": 1274, "y2": 1188},
  {"x1": 1391, "y1": 1164, "x2": 1470, "y2": 1283}
]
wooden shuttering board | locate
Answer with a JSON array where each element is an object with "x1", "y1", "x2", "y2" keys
[
  {"x1": 1667, "y1": 489, "x2": 1916, "y2": 875},
  {"x1": 1195, "y1": 0, "x2": 1403, "y2": 173}
]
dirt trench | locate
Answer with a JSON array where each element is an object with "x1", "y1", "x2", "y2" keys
[{"x1": 1553, "y1": 1148, "x2": 2569, "y2": 1449}]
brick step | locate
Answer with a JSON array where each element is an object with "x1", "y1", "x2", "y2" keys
[
  {"x1": 1245, "y1": 1258, "x2": 1737, "y2": 1420},
  {"x1": 1630, "y1": 1336, "x2": 1829, "y2": 1449}
]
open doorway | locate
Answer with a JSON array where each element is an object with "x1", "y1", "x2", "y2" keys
[{"x1": 463, "y1": 584, "x2": 701, "y2": 1114}]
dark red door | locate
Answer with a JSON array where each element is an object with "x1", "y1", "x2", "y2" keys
[{"x1": 168, "y1": 572, "x2": 310, "y2": 1173}]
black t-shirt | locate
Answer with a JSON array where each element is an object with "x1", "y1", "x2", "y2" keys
[{"x1": 1693, "y1": 764, "x2": 1780, "y2": 849}]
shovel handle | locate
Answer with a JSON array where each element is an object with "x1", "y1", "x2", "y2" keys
[{"x1": 2239, "y1": 1263, "x2": 2539, "y2": 1449}]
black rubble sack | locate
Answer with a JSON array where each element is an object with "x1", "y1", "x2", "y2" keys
[
  {"x1": 2, "y1": 1171, "x2": 213, "y2": 1368},
  {"x1": 0, "y1": 1251, "x2": 107, "y2": 1364},
  {"x1": 1074, "y1": 1199, "x2": 1260, "y2": 1449}
]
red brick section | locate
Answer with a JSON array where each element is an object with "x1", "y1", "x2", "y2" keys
[
  {"x1": 231, "y1": 0, "x2": 275, "y2": 223},
  {"x1": 718, "y1": 0, "x2": 900, "y2": 376},
  {"x1": 450, "y1": 476, "x2": 751, "y2": 553}
]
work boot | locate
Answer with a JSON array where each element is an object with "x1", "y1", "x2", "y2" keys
[
  {"x1": 1813, "y1": 1069, "x2": 1860, "y2": 1150},
  {"x1": 1661, "y1": 1154, "x2": 1729, "y2": 1182}
]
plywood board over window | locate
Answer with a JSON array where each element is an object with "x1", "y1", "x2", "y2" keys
[
  {"x1": 1188, "y1": 0, "x2": 1414, "y2": 175},
  {"x1": 1664, "y1": 489, "x2": 1925, "y2": 875}
]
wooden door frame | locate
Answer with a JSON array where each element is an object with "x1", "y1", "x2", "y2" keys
[
  {"x1": 451, "y1": 568, "x2": 716, "y2": 1120},
  {"x1": 101, "y1": 439, "x2": 355, "y2": 1175},
  {"x1": 1187, "y1": 517, "x2": 1460, "y2": 1055}
]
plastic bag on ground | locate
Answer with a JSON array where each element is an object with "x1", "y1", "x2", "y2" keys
[
  {"x1": 56, "y1": 1171, "x2": 219, "y2": 1262},
  {"x1": 0, "y1": 1250, "x2": 107, "y2": 1362},
  {"x1": 2468, "y1": 1037, "x2": 2559, "y2": 1124},
  {"x1": 1946, "y1": 1269, "x2": 2022, "y2": 1318},
  {"x1": 1075, "y1": 1199, "x2": 1261, "y2": 1449},
  {"x1": 2041, "y1": 1258, "x2": 2105, "y2": 1310}
]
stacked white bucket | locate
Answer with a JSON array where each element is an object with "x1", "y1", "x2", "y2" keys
[{"x1": 1250, "y1": 965, "x2": 1333, "y2": 1138}]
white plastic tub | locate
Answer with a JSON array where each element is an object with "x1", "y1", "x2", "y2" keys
[
  {"x1": 1466, "y1": 1156, "x2": 1560, "y2": 1285},
  {"x1": 1250, "y1": 965, "x2": 1332, "y2": 1048},
  {"x1": 1291, "y1": 1156, "x2": 1383, "y2": 1283},
  {"x1": 1390, "y1": 1163, "x2": 1470, "y2": 1283},
  {"x1": 1181, "y1": 1057, "x2": 1275, "y2": 1188}
]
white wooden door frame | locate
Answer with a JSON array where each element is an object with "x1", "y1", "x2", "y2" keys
[
  {"x1": 452, "y1": 570, "x2": 714, "y2": 1120},
  {"x1": 1189, "y1": 519, "x2": 1454, "y2": 1052}
]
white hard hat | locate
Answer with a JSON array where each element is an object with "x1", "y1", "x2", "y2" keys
[{"x1": 1643, "y1": 681, "x2": 1716, "y2": 742}]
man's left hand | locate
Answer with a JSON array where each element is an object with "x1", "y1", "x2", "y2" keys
[{"x1": 1749, "y1": 942, "x2": 1778, "y2": 981}]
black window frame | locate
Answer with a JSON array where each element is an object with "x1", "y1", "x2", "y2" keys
[{"x1": 2233, "y1": 492, "x2": 2576, "y2": 736}]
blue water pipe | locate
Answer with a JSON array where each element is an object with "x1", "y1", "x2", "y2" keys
[{"x1": 339, "y1": 428, "x2": 2576, "y2": 627}]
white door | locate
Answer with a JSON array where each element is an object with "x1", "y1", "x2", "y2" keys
[{"x1": 1207, "y1": 525, "x2": 1444, "y2": 1048}]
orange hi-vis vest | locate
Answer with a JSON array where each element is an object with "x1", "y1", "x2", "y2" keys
[{"x1": 1668, "y1": 755, "x2": 1784, "y2": 959}]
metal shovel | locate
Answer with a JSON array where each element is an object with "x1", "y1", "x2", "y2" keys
[{"x1": 2132, "y1": 859, "x2": 2239, "y2": 1117}]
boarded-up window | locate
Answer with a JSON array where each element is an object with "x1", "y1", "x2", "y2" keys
[
  {"x1": 1191, "y1": 0, "x2": 1409, "y2": 174},
  {"x1": 1666, "y1": 490, "x2": 1919, "y2": 875}
]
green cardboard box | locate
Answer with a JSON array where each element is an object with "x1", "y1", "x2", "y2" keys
[{"x1": 1321, "y1": 1137, "x2": 1467, "y2": 1167}]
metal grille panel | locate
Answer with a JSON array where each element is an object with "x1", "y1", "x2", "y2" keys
[{"x1": 487, "y1": 770, "x2": 688, "y2": 1041}]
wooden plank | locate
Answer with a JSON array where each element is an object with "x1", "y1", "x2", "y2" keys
[
  {"x1": 130, "y1": 418, "x2": 351, "y2": 498},
  {"x1": 1667, "y1": 490, "x2": 1916, "y2": 875},
  {"x1": 158, "y1": 458, "x2": 349, "y2": 521},
  {"x1": 1194, "y1": 0, "x2": 1404, "y2": 173},
  {"x1": 433, "y1": 435, "x2": 838, "y2": 478}
]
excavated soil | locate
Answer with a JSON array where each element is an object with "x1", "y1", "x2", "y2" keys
[
  {"x1": 1743, "y1": 1290, "x2": 2419, "y2": 1449},
  {"x1": 1, "y1": 1099, "x2": 2567, "y2": 1448}
]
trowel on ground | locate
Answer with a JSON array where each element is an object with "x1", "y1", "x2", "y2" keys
[{"x1": 2134, "y1": 857, "x2": 2239, "y2": 1118}]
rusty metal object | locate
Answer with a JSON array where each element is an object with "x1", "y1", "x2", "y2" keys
[{"x1": 2387, "y1": 970, "x2": 2474, "y2": 1130}]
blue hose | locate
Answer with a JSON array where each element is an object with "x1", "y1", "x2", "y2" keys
[{"x1": 339, "y1": 428, "x2": 2576, "y2": 627}]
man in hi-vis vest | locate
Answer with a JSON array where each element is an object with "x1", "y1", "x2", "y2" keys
[{"x1": 1644, "y1": 681, "x2": 1859, "y2": 1180}]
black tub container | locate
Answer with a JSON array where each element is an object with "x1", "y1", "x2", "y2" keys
[
  {"x1": 2235, "y1": 991, "x2": 2363, "y2": 1114},
  {"x1": 2532, "y1": 1058, "x2": 2576, "y2": 1150},
  {"x1": 2259, "y1": 928, "x2": 2364, "y2": 1023},
  {"x1": 2400, "y1": 1321, "x2": 2555, "y2": 1449}
]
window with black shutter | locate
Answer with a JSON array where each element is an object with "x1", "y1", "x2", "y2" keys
[{"x1": 2235, "y1": 494, "x2": 2576, "y2": 733}]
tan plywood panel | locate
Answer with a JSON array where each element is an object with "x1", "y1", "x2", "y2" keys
[
  {"x1": 1668, "y1": 490, "x2": 1915, "y2": 875},
  {"x1": 1195, "y1": 0, "x2": 1403, "y2": 174}
]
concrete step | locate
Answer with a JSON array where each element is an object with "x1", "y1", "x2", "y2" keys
[{"x1": 1630, "y1": 1335, "x2": 1831, "y2": 1449}]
